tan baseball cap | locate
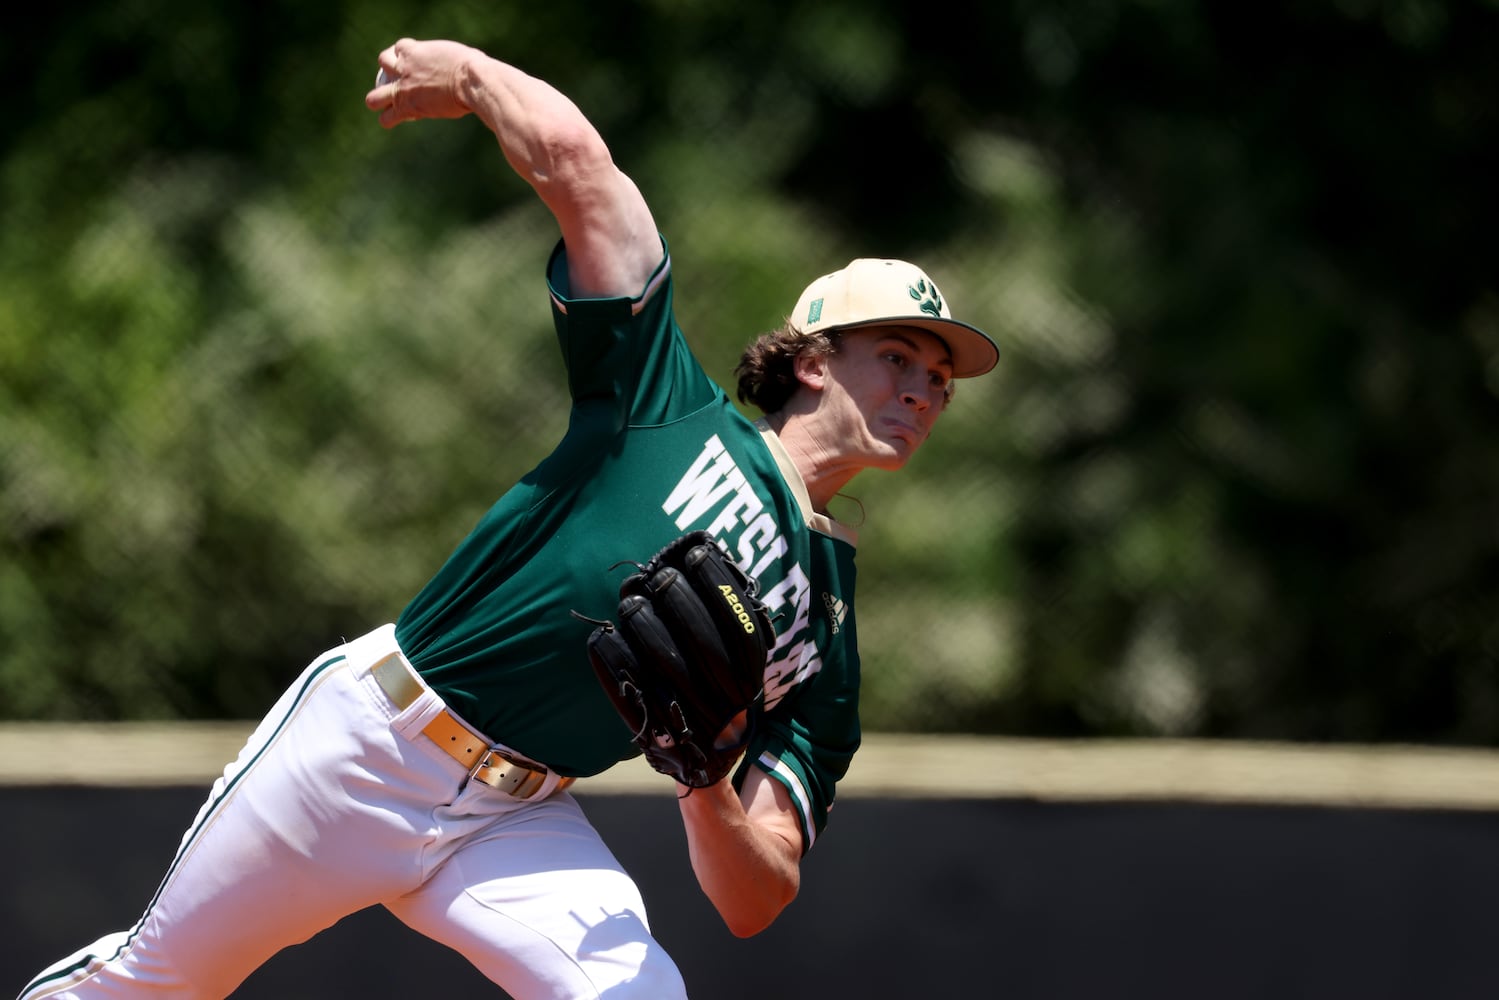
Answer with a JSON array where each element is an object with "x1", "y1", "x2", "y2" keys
[{"x1": 790, "y1": 258, "x2": 999, "y2": 378}]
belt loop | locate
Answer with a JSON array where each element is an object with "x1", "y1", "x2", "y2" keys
[{"x1": 370, "y1": 653, "x2": 423, "y2": 712}]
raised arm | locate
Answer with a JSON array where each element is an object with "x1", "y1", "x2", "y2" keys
[{"x1": 365, "y1": 38, "x2": 660, "y2": 300}]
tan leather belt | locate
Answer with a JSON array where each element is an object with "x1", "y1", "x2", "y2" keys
[{"x1": 369, "y1": 652, "x2": 573, "y2": 799}]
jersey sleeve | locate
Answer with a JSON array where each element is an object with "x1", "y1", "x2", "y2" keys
[
  {"x1": 735, "y1": 619, "x2": 862, "y2": 855},
  {"x1": 544, "y1": 237, "x2": 719, "y2": 427}
]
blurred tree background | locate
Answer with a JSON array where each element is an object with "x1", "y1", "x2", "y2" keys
[{"x1": 3, "y1": 0, "x2": 1497, "y2": 746}]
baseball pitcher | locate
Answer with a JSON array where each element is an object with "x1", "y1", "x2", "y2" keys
[{"x1": 19, "y1": 36, "x2": 999, "y2": 1000}]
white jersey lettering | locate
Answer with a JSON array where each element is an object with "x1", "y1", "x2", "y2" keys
[
  {"x1": 662, "y1": 435, "x2": 745, "y2": 529},
  {"x1": 763, "y1": 636, "x2": 823, "y2": 709},
  {"x1": 760, "y1": 565, "x2": 818, "y2": 708},
  {"x1": 662, "y1": 436, "x2": 827, "y2": 708},
  {"x1": 706, "y1": 485, "x2": 764, "y2": 538},
  {"x1": 741, "y1": 515, "x2": 787, "y2": 580}
]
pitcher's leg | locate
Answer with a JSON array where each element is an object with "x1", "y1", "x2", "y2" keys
[
  {"x1": 385, "y1": 790, "x2": 687, "y2": 1000},
  {"x1": 19, "y1": 635, "x2": 450, "y2": 999}
]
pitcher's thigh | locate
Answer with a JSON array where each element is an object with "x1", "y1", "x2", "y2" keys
[
  {"x1": 19, "y1": 649, "x2": 433, "y2": 999},
  {"x1": 19, "y1": 770, "x2": 376, "y2": 999},
  {"x1": 386, "y1": 794, "x2": 687, "y2": 1000}
]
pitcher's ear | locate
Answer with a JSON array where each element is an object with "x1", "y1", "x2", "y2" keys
[{"x1": 793, "y1": 349, "x2": 829, "y2": 391}]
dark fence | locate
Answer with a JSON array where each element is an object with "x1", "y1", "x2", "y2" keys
[{"x1": 9, "y1": 784, "x2": 1498, "y2": 1000}]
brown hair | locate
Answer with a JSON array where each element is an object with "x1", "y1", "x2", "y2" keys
[
  {"x1": 735, "y1": 323, "x2": 959, "y2": 413},
  {"x1": 734, "y1": 324, "x2": 840, "y2": 414}
]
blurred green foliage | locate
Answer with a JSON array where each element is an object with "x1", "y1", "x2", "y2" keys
[{"x1": 3, "y1": 0, "x2": 1497, "y2": 745}]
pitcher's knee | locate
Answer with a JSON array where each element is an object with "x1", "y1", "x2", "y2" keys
[{"x1": 599, "y1": 941, "x2": 687, "y2": 1000}]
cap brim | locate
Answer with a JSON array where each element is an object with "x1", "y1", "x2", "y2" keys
[{"x1": 825, "y1": 316, "x2": 1000, "y2": 378}]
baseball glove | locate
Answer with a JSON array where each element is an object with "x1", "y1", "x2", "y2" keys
[{"x1": 583, "y1": 531, "x2": 776, "y2": 788}]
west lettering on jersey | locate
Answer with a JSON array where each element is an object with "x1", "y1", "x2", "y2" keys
[
  {"x1": 662, "y1": 434, "x2": 822, "y2": 710},
  {"x1": 661, "y1": 435, "x2": 746, "y2": 527}
]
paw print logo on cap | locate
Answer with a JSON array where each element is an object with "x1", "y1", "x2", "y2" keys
[{"x1": 909, "y1": 279, "x2": 943, "y2": 319}]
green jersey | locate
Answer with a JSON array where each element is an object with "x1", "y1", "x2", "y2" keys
[{"x1": 394, "y1": 240, "x2": 860, "y2": 847}]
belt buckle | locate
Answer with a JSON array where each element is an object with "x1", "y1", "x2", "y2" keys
[{"x1": 468, "y1": 746, "x2": 548, "y2": 800}]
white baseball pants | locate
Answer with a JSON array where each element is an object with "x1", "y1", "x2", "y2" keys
[{"x1": 18, "y1": 625, "x2": 687, "y2": 1000}]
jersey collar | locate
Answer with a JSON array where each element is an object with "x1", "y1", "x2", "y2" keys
[{"x1": 754, "y1": 418, "x2": 859, "y2": 547}]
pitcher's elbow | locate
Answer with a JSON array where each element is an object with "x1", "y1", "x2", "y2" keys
[{"x1": 721, "y1": 882, "x2": 798, "y2": 938}]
